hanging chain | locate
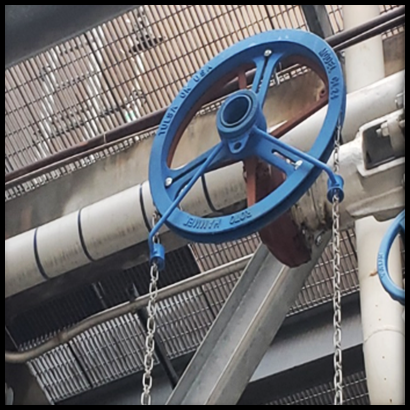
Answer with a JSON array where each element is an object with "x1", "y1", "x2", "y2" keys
[
  {"x1": 332, "y1": 122, "x2": 343, "y2": 406},
  {"x1": 141, "y1": 212, "x2": 161, "y2": 406}
]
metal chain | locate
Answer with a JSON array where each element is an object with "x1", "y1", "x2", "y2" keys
[
  {"x1": 332, "y1": 122, "x2": 343, "y2": 405},
  {"x1": 141, "y1": 213, "x2": 161, "y2": 406}
]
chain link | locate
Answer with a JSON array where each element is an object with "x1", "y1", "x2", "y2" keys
[
  {"x1": 332, "y1": 122, "x2": 343, "y2": 405},
  {"x1": 141, "y1": 213, "x2": 161, "y2": 406}
]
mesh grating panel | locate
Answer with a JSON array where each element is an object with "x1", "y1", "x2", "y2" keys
[
  {"x1": 5, "y1": 5, "x2": 402, "y2": 179},
  {"x1": 6, "y1": 246, "x2": 199, "y2": 347},
  {"x1": 4, "y1": 4, "x2": 404, "y2": 405},
  {"x1": 290, "y1": 229, "x2": 359, "y2": 314},
  {"x1": 7, "y1": 228, "x2": 363, "y2": 403},
  {"x1": 28, "y1": 345, "x2": 91, "y2": 402},
  {"x1": 265, "y1": 370, "x2": 369, "y2": 405},
  {"x1": 4, "y1": 64, "x2": 310, "y2": 202},
  {"x1": 4, "y1": 5, "x2": 307, "y2": 176}
]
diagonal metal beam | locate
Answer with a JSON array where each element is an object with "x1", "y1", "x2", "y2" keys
[
  {"x1": 301, "y1": 5, "x2": 334, "y2": 38},
  {"x1": 59, "y1": 292, "x2": 364, "y2": 406},
  {"x1": 166, "y1": 232, "x2": 331, "y2": 405}
]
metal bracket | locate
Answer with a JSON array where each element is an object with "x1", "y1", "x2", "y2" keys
[{"x1": 362, "y1": 109, "x2": 405, "y2": 169}]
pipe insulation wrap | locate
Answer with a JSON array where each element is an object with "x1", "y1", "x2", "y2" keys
[
  {"x1": 356, "y1": 217, "x2": 405, "y2": 405},
  {"x1": 5, "y1": 229, "x2": 44, "y2": 298},
  {"x1": 343, "y1": 5, "x2": 385, "y2": 93},
  {"x1": 283, "y1": 71, "x2": 403, "y2": 152},
  {"x1": 81, "y1": 185, "x2": 147, "y2": 260},
  {"x1": 36, "y1": 211, "x2": 90, "y2": 278}
]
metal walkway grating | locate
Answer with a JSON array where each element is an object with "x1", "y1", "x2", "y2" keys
[
  {"x1": 7, "y1": 228, "x2": 361, "y2": 403},
  {"x1": 266, "y1": 370, "x2": 369, "y2": 405},
  {"x1": 5, "y1": 5, "x2": 401, "y2": 177}
]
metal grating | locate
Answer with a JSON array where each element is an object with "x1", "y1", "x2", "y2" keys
[
  {"x1": 6, "y1": 246, "x2": 199, "y2": 346},
  {"x1": 4, "y1": 4, "x2": 404, "y2": 405},
  {"x1": 4, "y1": 5, "x2": 307, "y2": 176},
  {"x1": 326, "y1": 5, "x2": 402, "y2": 35},
  {"x1": 5, "y1": 5, "x2": 402, "y2": 179},
  {"x1": 4, "y1": 62, "x2": 310, "y2": 202},
  {"x1": 190, "y1": 229, "x2": 359, "y2": 316},
  {"x1": 6, "y1": 227, "x2": 362, "y2": 403},
  {"x1": 5, "y1": 5, "x2": 403, "y2": 204},
  {"x1": 265, "y1": 370, "x2": 369, "y2": 405},
  {"x1": 290, "y1": 229, "x2": 359, "y2": 315}
]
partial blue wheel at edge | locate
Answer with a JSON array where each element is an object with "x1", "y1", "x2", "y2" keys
[{"x1": 377, "y1": 210, "x2": 405, "y2": 305}]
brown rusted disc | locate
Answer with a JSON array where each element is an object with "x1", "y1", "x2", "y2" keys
[
  {"x1": 244, "y1": 59, "x2": 328, "y2": 267},
  {"x1": 244, "y1": 157, "x2": 311, "y2": 267}
]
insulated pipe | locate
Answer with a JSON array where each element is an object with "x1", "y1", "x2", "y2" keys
[
  {"x1": 291, "y1": 132, "x2": 405, "y2": 232},
  {"x1": 356, "y1": 219, "x2": 405, "y2": 405},
  {"x1": 343, "y1": 4, "x2": 405, "y2": 406},
  {"x1": 343, "y1": 5, "x2": 385, "y2": 92},
  {"x1": 5, "y1": 163, "x2": 245, "y2": 298},
  {"x1": 278, "y1": 71, "x2": 403, "y2": 152},
  {"x1": 4, "y1": 71, "x2": 404, "y2": 299}
]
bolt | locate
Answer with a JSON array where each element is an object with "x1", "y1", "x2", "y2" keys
[
  {"x1": 380, "y1": 122, "x2": 390, "y2": 137},
  {"x1": 264, "y1": 49, "x2": 272, "y2": 57},
  {"x1": 315, "y1": 234, "x2": 322, "y2": 246},
  {"x1": 165, "y1": 177, "x2": 173, "y2": 187},
  {"x1": 295, "y1": 160, "x2": 303, "y2": 169},
  {"x1": 395, "y1": 92, "x2": 404, "y2": 110}
]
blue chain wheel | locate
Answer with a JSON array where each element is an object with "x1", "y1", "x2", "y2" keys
[
  {"x1": 149, "y1": 29, "x2": 346, "y2": 243},
  {"x1": 377, "y1": 210, "x2": 405, "y2": 305}
]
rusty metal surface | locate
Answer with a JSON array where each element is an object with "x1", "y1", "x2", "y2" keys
[
  {"x1": 244, "y1": 158, "x2": 311, "y2": 267},
  {"x1": 244, "y1": 56, "x2": 328, "y2": 267}
]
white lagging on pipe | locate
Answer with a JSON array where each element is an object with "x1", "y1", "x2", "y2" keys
[
  {"x1": 356, "y1": 219, "x2": 405, "y2": 405},
  {"x1": 5, "y1": 70, "x2": 404, "y2": 299}
]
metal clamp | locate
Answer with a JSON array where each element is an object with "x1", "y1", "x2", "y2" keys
[{"x1": 377, "y1": 209, "x2": 405, "y2": 305}]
